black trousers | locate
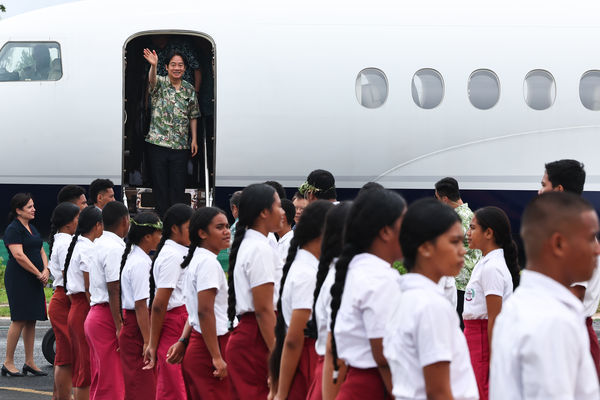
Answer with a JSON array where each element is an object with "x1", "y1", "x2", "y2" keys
[
  {"x1": 147, "y1": 142, "x2": 188, "y2": 217},
  {"x1": 457, "y1": 289, "x2": 465, "y2": 331}
]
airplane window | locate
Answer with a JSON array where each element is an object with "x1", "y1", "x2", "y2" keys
[
  {"x1": 468, "y1": 69, "x2": 500, "y2": 110},
  {"x1": 412, "y1": 68, "x2": 444, "y2": 109},
  {"x1": 524, "y1": 70, "x2": 555, "y2": 110},
  {"x1": 580, "y1": 70, "x2": 600, "y2": 111},
  {"x1": 355, "y1": 68, "x2": 388, "y2": 109},
  {"x1": 0, "y1": 42, "x2": 62, "y2": 82}
]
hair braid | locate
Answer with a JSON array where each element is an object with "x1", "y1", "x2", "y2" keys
[
  {"x1": 62, "y1": 233, "x2": 80, "y2": 290},
  {"x1": 227, "y1": 225, "x2": 247, "y2": 328},
  {"x1": 119, "y1": 241, "x2": 134, "y2": 320},
  {"x1": 149, "y1": 235, "x2": 167, "y2": 307},
  {"x1": 181, "y1": 235, "x2": 199, "y2": 269},
  {"x1": 48, "y1": 224, "x2": 57, "y2": 258}
]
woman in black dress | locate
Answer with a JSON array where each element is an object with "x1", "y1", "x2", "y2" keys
[{"x1": 1, "y1": 193, "x2": 49, "y2": 377}]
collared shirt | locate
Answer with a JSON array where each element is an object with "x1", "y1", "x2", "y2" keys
[
  {"x1": 455, "y1": 203, "x2": 482, "y2": 290},
  {"x1": 89, "y1": 231, "x2": 125, "y2": 306},
  {"x1": 233, "y1": 229, "x2": 278, "y2": 315},
  {"x1": 384, "y1": 273, "x2": 478, "y2": 400},
  {"x1": 281, "y1": 249, "x2": 318, "y2": 328},
  {"x1": 185, "y1": 247, "x2": 229, "y2": 336},
  {"x1": 490, "y1": 270, "x2": 600, "y2": 400},
  {"x1": 49, "y1": 233, "x2": 72, "y2": 288},
  {"x1": 334, "y1": 253, "x2": 401, "y2": 369},
  {"x1": 573, "y1": 258, "x2": 600, "y2": 317},
  {"x1": 153, "y1": 239, "x2": 189, "y2": 311},
  {"x1": 438, "y1": 276, "x2": 458, "y2": 308},
  {"x1": 463, "y1": 248, "x2": 513, "y2": 320},
  {"x1": 120, "y1": 245, "x2": 151, "y2": 310},
  {"x1": 277, "y1": 230, "x2": 294, "y2": 266},
  {"x1": 66, "y1": 236, "x2": 95, "y2": 295},
  {"x1": 146, "y1": 76, "x2": 200, "y2": 150},
  {"x1": 315, "y1": 264, "x2": 335, "y2": 356}
]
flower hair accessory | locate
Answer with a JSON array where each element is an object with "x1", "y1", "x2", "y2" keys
[
  {"x1": 298, "y1": 181, "x2": 321, "y2": 196},
  {"x1": 131, "y1": 219, "x2": 163, "y2": 230}
]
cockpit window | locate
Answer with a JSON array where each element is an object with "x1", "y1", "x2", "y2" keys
[{"x1": 0, "y1": 42, "x2": 62, "y2": 81}]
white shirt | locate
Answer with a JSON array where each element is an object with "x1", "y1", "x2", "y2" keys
[
  {"x1": 281, "y1": 249, "x2": 318, "y2": 328},
  {"x1": 277, "y1": 230, "x2": 294, "y2": 266},
  {"x1": 334, "y1": 253, "x2": 401, "y2": 369},
  {"x1": 315, "y1": 265, "x2": 335, "y2": 356},
  {"x1": 384, "y1": 273, "x2": 478, "y2": 400},
  {"x1": 89, "y1": 231, "x2": 125, "y2": 306},
  {"x1": 463, "y1": 249, "x2": 513, "y2": 320},
  {"x1": 153, "y1": 239, "x2": 188, "y2": 311},
  {"x1": 437, "y1": 276, "x2": 458, "y2": 308},
  {"x1": 49, "y1": 233, "x2": 72, "y2": 288},
  {"x1": 573, "y1": 258, "x2": 600, "y2": 318},
  {"x1": 490, "y1": 270, "x2": 600, "y2": 400},
  {"x1": 185, "y1": 247, "x2": 230, "y2": 336},
  {"x1": 121, "y1": 245, "x2": 151, "y2": 310},
  {"x1": 66, "y1": 236, "x2": 95, "y2": 295},
  {"x1": 234, "y1": 229, "x2": 277, "y2": 315}
]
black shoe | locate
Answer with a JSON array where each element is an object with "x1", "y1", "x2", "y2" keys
[
  {"x1": 1, "y1": 364, "x2": 24, "y2": 377},
  {"x1": 22, "y1": 364, "x2": 47, "y2": 376}
]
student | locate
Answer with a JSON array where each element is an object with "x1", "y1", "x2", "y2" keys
[
  {"x1": 299, "y1": 169, "x2": 337, "y2": 203},
  {"x1": 226, "y1": 183, "x2": 284, "y2": 399},
  {"x1": 57, "y1": 185, "x2": 88, "y2": 210},
  {"x1": 328, "y1": 188, "x2": 406, "y2": 399},
  {"x1": 277, "y1": 198, "x2": 296, "y2": 265},
  {"x1": 384, "y1": 198, "x2": 478, "y2": 400},
  {"x1": 84, "y1": 201, "x2": 130, "y2": 400},
  {"x1": 463, "y1": 206, "x2": 520, "y2": 400},
  {"x1": 270, "y1": 200, "x2": 333, "y2": 400},
  {"x1": 88, "y1": 179, "x2": 115, "y2": 210},
  {"x1": 143, "y1": 203, "x2": 193, "y2": 400},
  {"x1": 169, "y1": 207, "x2": 232, "y2": 399},
  {"x1": 118, "y1": 212, "x2": 162, "y2": 400},
  {"x1": 63, "y1": 206, "x2": 104, "y2": 400},
  {"x1": 490, "y1": 192, "x2": 600, "y2": 399},
  {"x1": 308, "y1": 202, "x2": 351, "y2": 400},
  {"x1": 48, "y1": 202, "x2": 80, "y2": 399}
]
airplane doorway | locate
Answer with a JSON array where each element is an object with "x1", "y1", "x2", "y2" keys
[{"x1": 122, "y1": 32, "x2": 215, "y2": 213}]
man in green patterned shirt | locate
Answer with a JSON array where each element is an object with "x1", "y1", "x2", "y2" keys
[
  {"x1": 143, "y1": 48, "x2": 200, "y2": 216},
  {"x1": 435, "y1": 177, "x2": 482, "y2": 326}
]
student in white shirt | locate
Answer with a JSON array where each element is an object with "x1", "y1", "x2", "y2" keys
[
  {"x1": 47, "y1": 202, "x2": 80, "y2": 399},
  {"x1": 328, "y1": 189, "x2": 406, "y2": 399},
  {"x1": 269, "y1": 200, "x2": 333, "y2": 400},
  {"x1": 307, "y1": 202, "x2": 352, "y2": 400},
  {"x1": 226, "y1": 183, "x2": 284, "y2": 400},
  {"x1": 63, "y1": 206, "x2": 103, "y2": 400},
  {"x1": 143, "y1": 203, "x2": 193, "y2": 400},
  {"x1": 463, "y1": 206, "x2": 520, "y2": 400},
  {"x1": 277, "y1": 199, "x2": 296, "y2": 265},
  {"x1": 384, "y1": 198, "x2": 478, "y2": 400},
  {"x1": 490, "y1": 192, "x2": 600, "y2": 399},
  {"x1": 167, "y1": 207, "x2": 232, "y2": 399},
  {"x1": 118, "y1": 212, "x2": 162, "y2": 400}
]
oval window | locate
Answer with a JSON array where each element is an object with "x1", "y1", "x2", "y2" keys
[
  {"x1": 524, "y1": 69, "x2": 555, "y2": 110},
  {"x1": 355, "y1": 68, "x2": 388, "y2": 109},
  {"x1": 580, "y1": 70, "x2": 600, "y2": 111},
  {"x1": 412, "y1": 68, "x2": 444, "y2": 109},
  {"x1": 468, "y1": 69, "x2": 500, "y2": 110}
]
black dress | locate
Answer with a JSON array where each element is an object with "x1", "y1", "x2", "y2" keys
[{"x1": 3, "y1": 219, "x2": 48, "y2": 321}]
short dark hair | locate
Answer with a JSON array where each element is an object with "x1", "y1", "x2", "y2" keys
[
  {"x1": 435, "y1": 177, "x2": 460, "y2": 201},
  {"x1": 306, "y1": 169, "x2": 336, "y2": 200},
  {"x1": 359, "y1": 181, "x2": 384, "y2": 195},
  {"x1": 545, "y1": 159, "x2": 586, "y2": 195},
  {"x1": 57, "y1": 185, "x2": 85, "y2": 204},
  {"x1": 89, "y1": 179, "x2": 114, "y2": 205},
  {"x1": 229, "y1": 190, "x2": 243, "y2": 208},
  {"x1": 165, "y1": 50, "x2": 188, "y2": 69},
  {"x1": 281, "y1": 198, "x2": 295, "y2": 226},
  {"x1": 102, "y1": 201, "x2": 129, "y2": 230},
  {"x1": 265, "y1": 181, "x2": 286, "y2": 200}
]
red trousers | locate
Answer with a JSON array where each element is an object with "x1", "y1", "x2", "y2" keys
[
  {"x1": 337, "y1": 367, "x2": 391, "y2": 400},
  {"x1": 306, "y1": 355, "x2": 324, "y2": 400},
  {"x1": 68, "y1": 293, "x2": 91, "y2": 387},
  {"x1": 586, "y1": 316, "x2": 600, "y2": 380},
  {"x1": 287, "y1": 337, "x2": 318, "y2": 400},
  {"x1": 119, "y1": 310, "x2": 156, "y2": 400},
  {"x1": 464, "y1": 319, "x2": 489, "y2": 400},
  {"x1": 48, "y1": 286, "x2": 71, "y2": 366},
  {"x1": 156, "y1": 305, "x2": 188, "y2": 400},
  {"x1": 84, "y1": 303, "x2": 125, "y2": 400},
  {"x1": 226, "y1": 313, "x2": 270, "y2": 400},
  {"x1": 182, "y1": 330, "x2": 231, "y2": 400}
]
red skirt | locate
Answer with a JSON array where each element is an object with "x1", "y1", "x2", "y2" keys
[
  {"x1": 84, "y1": 303, "x2": 125, "y2": 400},
  {"x1": 464, "y1": 319, "x2": 489, "y2": 400},
  {"x1": 48, "y1": 286, "x2": 72, "y2": 366},
  {"x1": 288, "y1": 337, "x2": 318, "y2": 400},
  {"x1": 337, "y1": 367, "x2": 390, "y2": 400},
  {"x1": 182, "y1": 330, "x2": 231, "y2": 400},
  {"x1": 226, "y1": 313, "x2": 270, "y2": 400},
  {"x1": 156, "y1": 305, "x2": 188, "y2": 400},
  {"x1": 586, "y1": 316, "x2": 600, "y2": 380},
  {"x1": 119, "y1": 310, "x2": 156, "y2": 400},
  {"x1": 68, "y1": 293, "x2": 91, "y2": 387},
  {"x1": 306, "y1": 355, "x2": 324, "y2": 400}
]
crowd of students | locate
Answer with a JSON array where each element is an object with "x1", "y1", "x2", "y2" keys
[{"x1": 2, "y1": 162, "x2": 600, "y2": 400}]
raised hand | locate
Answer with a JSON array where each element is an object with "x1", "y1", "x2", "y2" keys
[{"x1": 143, "y1": 48, "x2": 158, "y2": 67}]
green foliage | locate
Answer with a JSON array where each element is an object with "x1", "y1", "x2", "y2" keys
[
  {"x1": 392, "y1": 260, "x2": 407, "y2": 275},
  {"x1": 0, "y1": 5, "x2": 6, "y2": 13}
]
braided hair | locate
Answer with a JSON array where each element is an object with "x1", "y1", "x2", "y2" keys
[
  {"x1": 227, "y1": 183, "x2": 276, "y2": 328},
  {"x1": 269, "y1": 200, "x2": 333, "y2": 383},
  {"x1": 149, "y1": 204, "x2": 193, "y2": 307},
  {"x1": 48, "y1": 202, "x2": 80, "y2": 258},
  {"x1": 180, "y1": 207, "x2": 226, "y2": 270},
  {"x1": 329, "y1": 189, "x2": 406, "y2": 381}
]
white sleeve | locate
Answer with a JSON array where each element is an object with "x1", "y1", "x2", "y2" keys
[
  {"x1": 361, "y1": 277, "x2": 400, "y2": 339},
  {"x1": 247, "y1": 245, "x2": 275, "y2": 289},
  {"x1": 155, "y1": 250, "x2": 182, "y2": 289},
  {"x1": 79, "y1": 251, "x2": 92, "y2": 273},
  {"x1": 481, "y1": 263, "x2": 506, "y2": 297},
  {"x1": 131, "y1": 263, "x2": 150, "y2": 302},
  {"x1": 290, "y1": 269, "x2": 316, "y2": 310},
  {"x1": 417, "y1": 301, "x2": 453, "y2": 367},
  {"x1": 104, "y1": 246, "x2": 123, "y2": 283},
  {"x1": 195, "y1": 259, "x2": 221, "y2": 293}
]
